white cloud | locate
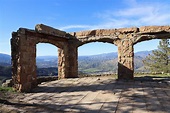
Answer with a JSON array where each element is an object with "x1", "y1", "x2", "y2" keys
[
  {"x1": 98, "y1": 1, "x2": 170, "y2": 27},
  {"x1": 60, "y1": 0, "x2": 170, "y2": 31},
  {"x1": 59, "y1": 25, "x2": 92, "y2": 30},
  {"x1": 117, "y1": 6, "x2": 155, "y2": 17}
]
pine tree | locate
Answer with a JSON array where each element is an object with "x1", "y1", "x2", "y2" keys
[{"x1": 143, "y1": 39, "x2": 170, "y2": 73}]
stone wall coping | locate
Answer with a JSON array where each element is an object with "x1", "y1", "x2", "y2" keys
[
  {"x1": 69, "y1": 26, "x2": 170, "y2": 37},
  {"x1": 139, "y1": 26, "x2": 170, "y2": 33},
  {"x1": 17, "y1": 25, "x2": 170, "y2": 38}
]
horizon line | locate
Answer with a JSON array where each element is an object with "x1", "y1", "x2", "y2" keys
[{"x1": 0, "y1": 50, "x2": 153, "y2": 57}]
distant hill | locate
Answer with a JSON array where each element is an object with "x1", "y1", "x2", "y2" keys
[
  {"x1": 37, "y1": 56, "x2": 58, "y2": 60},
  {"x1": 78, "y1": 51, "x2": 152, "y2": 74},
  {"x1": 135, "y1": 51, "x2": 152, "y2": 58},
  {"x1": 0, "y1": 53, "x2": 11, "y2": 66},
  {"x1": 36, "y1": 56, "x2": 58, "y2": 68},
  {"x1": 0, "y1": 50, "x2": 152, "y2": 76}
]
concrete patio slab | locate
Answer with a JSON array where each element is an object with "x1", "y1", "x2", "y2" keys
[{"x1": 0, "y1": 76, "x2": 170, "y2": 113}]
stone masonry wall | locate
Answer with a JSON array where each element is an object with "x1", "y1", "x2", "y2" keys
[
  {"x1": 118, "y1": 39, "x2": 134, "y2": 79},
  {"x1": 58, "y1": 46, "x2": 69, "y2": 79},
  {"x1": 11, "y1": 28, "x2": 37, "y2": 92},
  {"x1": 11, "y1": 25, "x2": 79, "y2": 92},
  {"x1": 68, "y1": 40, "x2": 78, "y2": 78},
  {"x1": 11, "y1": 32, "x2": 20, "y2": 91}
]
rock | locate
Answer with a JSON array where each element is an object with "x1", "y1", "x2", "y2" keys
[
  {"x1": 2, "y1": 79, "x2": 13, "y2": 87},
  {"x1": 35, "y1": 24, "x2": 67, "y2": 37}
]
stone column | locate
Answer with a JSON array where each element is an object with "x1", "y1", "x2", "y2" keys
[
  {"x1": 11, "y1": 28, "x2": 37, "y2": 92},
  {"x1": 117, "y1": 39, "x2": 134, "y2": 79},
  {"x1": 58, "y1": 41, "x2": 78, "y2": 79},
  {"x1": 58, "y1": 45, "x2": 69, "y2": 79},
  {"x1": 67, "y1": 41, "x2": 78, "y2": 78}
]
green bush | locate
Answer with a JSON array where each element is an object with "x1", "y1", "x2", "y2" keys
[{"x1": 0, "y1": 86, "x2": 14, "y2": 92}]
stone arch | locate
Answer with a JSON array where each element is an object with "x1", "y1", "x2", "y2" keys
[
  {"x1": 11, "y1": 26, "x2": 78, "y2": 92},
  {"x1": 133, "y1": 26, "x2": 170, "y2": 45},
  {"x1": 76, "y1": 36, "x2": 119, "y2": 75},
  {"x1": 35, "y1": 39, "x2": 64, "y2": 79},
  {"x1": 36, "y1": 42, "x2": 59, "y2": 77},
  {"x1": 71, "y1": 28, "x2": 137, "y2": 79},
  {"x1": 78, "y1": 41, "x2": 118, "y2": 74},
  {"x1": 36, "y1": 38, "x2": 64, "y2": 48},
  {"x1": 76, "y1": 37, "x2": 119, "y2": 47}
]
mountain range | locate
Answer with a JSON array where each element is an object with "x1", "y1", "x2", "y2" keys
[
  {"x1": 0, "y1": 50, "x2": 152, "y2": 75},
  {"x1": 0, "y1": 53, "x2": 11, "y2": 66},
  {"x1": 78, "y1": 51, "x2": 152, "y2": 74}
]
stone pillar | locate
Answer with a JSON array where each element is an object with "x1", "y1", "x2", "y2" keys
[
  {"x1": 67, "y1": 41, "x2": 78, "y2": 78},
  {"x1": 58, "y1": 41, "x2": 78, "y2": 79},
  {"x1": 11, "y1": 28, "x2": 37, "y2": 92},
  {"x1": 118, "y1": 39, "x2": 134, "y2": 79},
  {"x1": 58, "y1": 45, "x2": 69, "y2": 79}
]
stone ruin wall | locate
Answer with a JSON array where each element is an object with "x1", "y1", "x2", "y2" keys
[
  {"x1": 11, "y1": 25, "x2": 78, "y2": 92},
  {"x1": 11, "y1": 24, "x2": 170, "y2": 92},
  {"x1": 11, "y1": 29, "x2": 37, "y2": 91},
  {"x1": 72, "y1": 25, "x2": 170, "y2": 79}
]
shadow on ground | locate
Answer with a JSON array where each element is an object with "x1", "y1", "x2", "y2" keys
[
  {"x1": 32, "y1": 76, "x2": 170, "y2": 93},
  {"x1": 134, "y1": 75, "x2": 170, "y2": 82},
  {"x1": 0, "y1": 76, "x2": 169, "y2": 113}
]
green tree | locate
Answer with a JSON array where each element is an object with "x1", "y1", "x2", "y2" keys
[{"x1": 143, "y1": 39, "x2": 170, "y2": 73}]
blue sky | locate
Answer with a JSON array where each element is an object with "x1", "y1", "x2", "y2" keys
[{"x1": 0, "y1": 0, "x2": 170, "y2": 56}]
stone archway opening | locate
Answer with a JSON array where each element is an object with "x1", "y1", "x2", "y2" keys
[
  {"x1": 78, "y1": 42, "x2": 118, "y2": 76},
  {"x1": 134, "y1": 39, "x2": 160, "y2": 73},
  {"x1": 36, "y1": 43, "x2": 58, "y2": 77}
]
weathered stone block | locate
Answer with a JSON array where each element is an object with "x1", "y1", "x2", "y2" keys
[
  {"x1": 2, "y1": 79, "x2": 13, "y2": 87},
  {"x1": 118, "y1": 27, "x2": 139, "y2": 33},
  {"x1": 140, "y1": 26, "x2": 170, "y2": 33},
  {"x1": 35, "y1": 24, "x2": 67, "y2": 37}
]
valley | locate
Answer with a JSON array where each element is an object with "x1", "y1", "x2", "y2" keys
[{"x1": 0, "y1": 50, "x2": 152, "y2": 79}]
